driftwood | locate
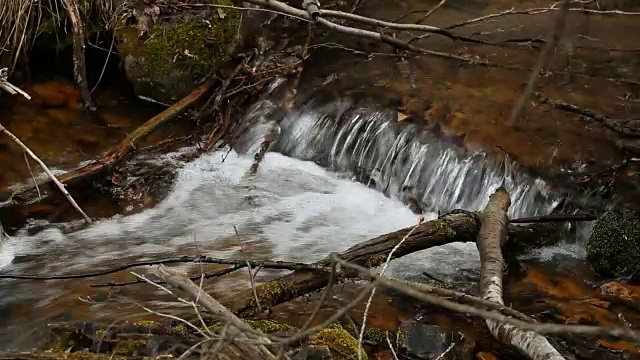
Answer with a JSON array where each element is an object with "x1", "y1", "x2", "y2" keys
[
  {"x1": 225, "y1": 211, "x2": 564, "y2": 315},
  {"x1": 3, "y1": 81, "x2": 213, "y2": 206},
  {"x1": 155, "y1": 265, "x2": 278, "y2": 359},
  {"x1": 477, "y1": 188, "x2": 564, "y2": 360}
]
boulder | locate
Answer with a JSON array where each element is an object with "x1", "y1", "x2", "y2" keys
[
  {"x1": 116, "y1": 0, "x2": 241, "y2": 103},
  {"x1": 586, "y1": 209, "x2": 640, "y2": 277}
]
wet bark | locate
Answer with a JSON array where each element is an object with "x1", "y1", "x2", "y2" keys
[
  {"x1": 477, "y1": 188, "x2": 564, "y2": 360},
  {"x1": 225, "y1": 211, "x2": 564, "y2": 315}
]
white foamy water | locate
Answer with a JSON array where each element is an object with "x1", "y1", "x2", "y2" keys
[
  {"x1": 0, "y1": 88, "x2": 594, "y2": 317},
  {"x1": 2, "y1": 149, "x2": 429, "y2": 275}
]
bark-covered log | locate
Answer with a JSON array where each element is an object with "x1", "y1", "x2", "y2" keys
[
  {"x1": 477, "y1": 187, "x2": 564, "y2": 360},
  {"x1": 225, "y1": 211, "x2": 564, "y2": 315}
]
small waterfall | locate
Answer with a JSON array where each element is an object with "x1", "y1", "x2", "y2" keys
[{"x1": 240, "y1": 95, "x2": 560, "y2": 218}]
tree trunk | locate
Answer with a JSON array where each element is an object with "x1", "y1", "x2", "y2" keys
[{"x1": 477, "y1": 187, "x2": 564, "y2": 360}]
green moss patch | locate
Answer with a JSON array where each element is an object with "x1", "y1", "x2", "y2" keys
[
  {"x1": 586, "y1": 209, "x2": 640, "y2": 277},
  {"x1": 120, "y1": 0, "x2": 240, "y2": 75},
  {"x1": 310, "y1": 324, "x2": 367, "y2": 360}
]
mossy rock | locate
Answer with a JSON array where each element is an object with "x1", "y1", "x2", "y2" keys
[
  {"x1": 243, "y1": 319, "x2": 293, "y2": 334},
  {"x1": 586, "y1": 209, "x2": 640, "y2": 277},
  {"x1": 117, "y1": 0, "x2": 241, "y2": 102},
  {"x1": 310, "y1": 324, "x2": 367, "y2": 360}
]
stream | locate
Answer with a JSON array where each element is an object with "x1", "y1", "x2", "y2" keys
[{"x1": 0, "y1": 80, "x2": 595, "y2": 350}]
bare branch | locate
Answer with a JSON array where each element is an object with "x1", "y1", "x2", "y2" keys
[
  {"x1": 0, "y1": 123, "x2": 91, "y2": 223},
  {"x1": 508, "y1": 0, "x2": 570, "y2": 126},
  {"x1": 330, "y1": 254, "x2": 640, "y2": 342}
]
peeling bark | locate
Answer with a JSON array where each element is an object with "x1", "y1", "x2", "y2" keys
[{"x1": 477, "y1": 187, "x2": 564, "y2": 360}]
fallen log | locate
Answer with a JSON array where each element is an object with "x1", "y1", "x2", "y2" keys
[
  {"x1": 225, "y1": 211, "x2": 564, "y2": 315},
  {"x1": 3, "y1": 81, "x2": 213, "y2": 206},
  {"x1": 477, "y1": 187, "x2": 564, "y2": 360}
]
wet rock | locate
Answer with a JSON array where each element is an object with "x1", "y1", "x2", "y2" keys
[
  {"x1": 116, "y1": 0, "x2": 241, "y2": 103},
  {"x1": 586, "y1": 209, "x2": 640, "y2": 278},
  {"x1": 396, "y1": 320, "x2": 453, "y2": 359},
  {"x1": 30, "y1": 81, "x2": 81, "y2": 108}
]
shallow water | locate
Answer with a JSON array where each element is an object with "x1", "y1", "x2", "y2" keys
[{"x1": 0, "y1": 88, "x2": 598, "y2": 351}]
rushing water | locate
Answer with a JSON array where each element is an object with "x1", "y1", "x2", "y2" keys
[{"x1": 0, "y1": 86, "x2": 585, "y2": 348}]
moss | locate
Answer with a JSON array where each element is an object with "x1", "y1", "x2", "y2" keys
[
  {"x1": 253, "y1": 279, "x2": 296, "y2": 307},
  {"x1": 94, "y1": 329, "x2": 107, "y2": 340},
  {"x1": 243, "y1": 319, "x2": 292, "y2": 333},
  {"x1": 170, "y1": 324, "x2": 188, "y2": 337},
  {"x1": 366, "y1": 254, "x2": 387, "y2": 268},
  {"x1": 114, "y1": 339, "x2": 148, "y2": 355},
  {"x1": 135, "y1": 320, "x2": 162, "y2": 329},
  {"x1": 586, "y1": 209, "x2": 640, "y2": 277},
  {"x1": 310, "y1": 324, "x2": 367, "y2": 360},
  {"x1": 364, "y1": 327, "x2": 387, "y2": 345},
  {"x1": 120, "y1": 0, "x2": 240, "y2": 75}
]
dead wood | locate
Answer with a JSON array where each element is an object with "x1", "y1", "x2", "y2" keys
[
  {"x1": 0, "y1": 123, "x2": 91, "y2": 223},
  {"x1": 61, "y1": 0, "x2": 94, "y2": 110},
  {"x1": 248, "y1": 122, "x2": 281, "y2": 175},
  {"x1": 4, "y1": 81, "x2": 214, "y2": 207},
  {"x1": 155, "y1": 265, "x2": 278, "y2": 359},
  {"x1": 224, "y1": 211, "x2": 564, "y2": 315},
  {"x1": 477, "y1": 187, "x2": 564, "y2": 360},
  {"x1": 536, "y1": 93, "x2": 640, "y2": 137}
]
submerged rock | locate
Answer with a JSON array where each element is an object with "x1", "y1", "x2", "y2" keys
[
  {"x1": 116, "y1": 0, "x2": 241, "y2": 103},
  {"x1": 586, "y1": 209, "x2": 640, "y2": 278},
  {"x1": 396, "y1": 321, "x2": 453, "y2": 359}
]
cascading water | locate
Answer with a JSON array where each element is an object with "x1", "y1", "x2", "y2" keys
[
  {"x1": 244, "y1": 94, "x2": 560, "y2": 219},
  {"x1": 0, "y1": 84, "x2": 581, "y2": 344}
]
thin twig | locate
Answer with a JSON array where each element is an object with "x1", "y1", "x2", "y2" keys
[
  {"x1": 0, "y1": 256, "x2": 322, "y2": 280},
  {"x1": 358, "y1": 218, "x2": 423, "y2": 359},
  {"x1": 415, "y1": 0, "x2": 449, "y2": 24},
  {"x1": 331, "y1": 254, "x2": 640, "y2": 342},
  {"x1": 22, "y1": 151, "x2": 41, "y2": 201},
  {"x1": 0, "y1": 123, "x2": 91, "y2": 223},
  {"x1": 508, "y1": 0, "x2": 570, "y2": 126}
]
